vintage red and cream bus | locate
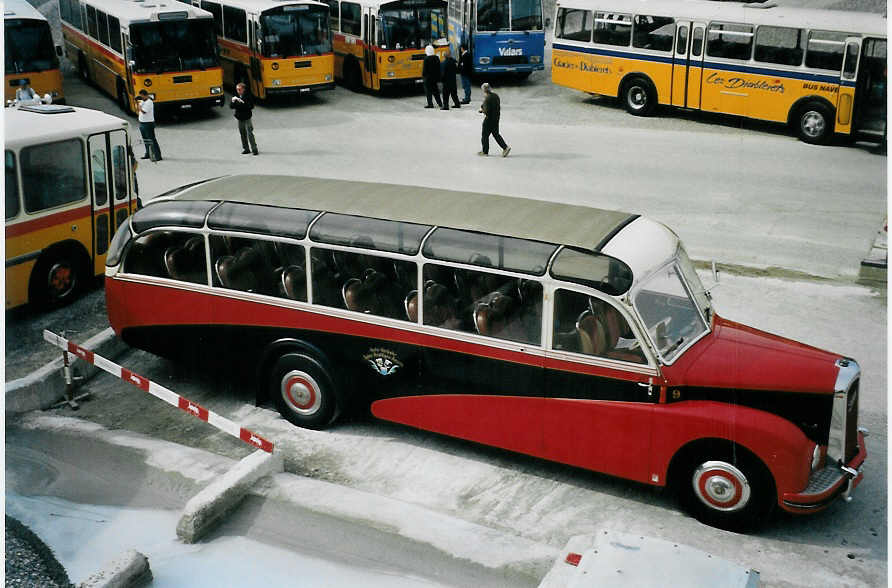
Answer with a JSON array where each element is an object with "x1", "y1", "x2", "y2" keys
[{"x1": 104, "y1": 175, "x2": 866, "y2": 530}]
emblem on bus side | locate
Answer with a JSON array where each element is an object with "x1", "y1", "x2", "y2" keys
[{"x1": 363, "y1": 348, "x2": 403, "y2": 376}]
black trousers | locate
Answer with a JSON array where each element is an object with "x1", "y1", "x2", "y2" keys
[
  {"x1": 424, "y1": 80, "x2": 442, "y2": 107},
  {"x1": 481, "y1": 118, "x2": 507, "y2": 154},
  {"x1": 442, "y1": 84, "x2": 460, "y2": 108}
]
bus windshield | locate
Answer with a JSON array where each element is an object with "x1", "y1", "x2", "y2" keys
[
  {"x1": 477, "y1": 0, "x2": 509, "y2": 31},
  {"x1": 510, "y1": 0, "x2": 541, "y2": 31},
  {"x1": 633, "y1": 257, "x2": 708, "y2": 362},
  {"x1": 5, "y1": 20, "x2": 58, "y2": 74},
  {"x1": 261, "y1": 6, "x2": 332, "y2": 58},
  {"x1": 130, "y1": 19, "x2": 219, "y2": 74},
  {"x1": 379, "y1": 3, "x2": 447, "y2": 50}
]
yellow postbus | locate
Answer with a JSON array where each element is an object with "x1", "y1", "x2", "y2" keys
[
  {"x1": 5, "y1": 105, "x2": 138, "y2": 309},
  {"x1": 59, "y1": 0, "x2": 225, "y2": 115},
  {"x1": 551, "y1": 0, "x2": 887, "y2": 144},
  {"x1": 318, "y1": 0, "x2": 449, "y2": 91},
  {"x1": 195, "y1": 0, "x2": 335, "y2": 99},
  {"x1": 5, "y1": 0, "x2": 65, "y2": 104}
]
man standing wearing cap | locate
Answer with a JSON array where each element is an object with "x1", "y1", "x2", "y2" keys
[{"x1": 478, "y1": 82, "x2": 510, "y2": 157}]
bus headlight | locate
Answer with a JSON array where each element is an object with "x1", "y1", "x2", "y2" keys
[
  {"x1": 272, "y1": 79, "x2": 281, "y2": 86},
  {"x1": 387, "y1": 71, "x2": 395, "y2": 77},
  {"x1": 388, "y1": 55, "x2": 395, "y2": 63},
  {"x1": 479, "y1": 57, "x2": 491, "y2": 64},
  {"x1": 143, "y1": 78, "x2": 152, "y2": 87},
  {"x1": 324, "y1": 74, "x2": 332, "y2": 81},
  {"x1": 210, "y1": 86, "x2": 222, "y2": 94},
  {"x1": 530, "y1": 55, "x2": 541, "y2": 63}
]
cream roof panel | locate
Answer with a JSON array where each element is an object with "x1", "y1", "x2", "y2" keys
[
  {"x1": 5, "y1": 106, "x2": 129, "y2": 150},
  {"x1": 554, "y1": 0, "x2": 886, "y2": 38},
  {"x1": 196, "y1": 0, "x2": 327, "y2": 14},
  {"x1": 167, "y1": 174, "x2": 638, "y2": 252},
  {"x1": 72, "y1": 0, "x2": 214, "y2": 25},
  {"x1": 4, "y1": 0, "x2": 47, "y2": 20}
]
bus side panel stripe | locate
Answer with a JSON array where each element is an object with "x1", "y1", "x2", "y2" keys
[{"x1": 6, "y1": 205, "x2": 93, "y2": 239}]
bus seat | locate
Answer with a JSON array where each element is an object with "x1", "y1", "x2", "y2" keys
[
  {"x1": 215, "y1": 254, "x2": 258, "y2": 293},
  {"x1": 474, "y1": 302, "x2": 492, "y2": 336},
  {"x1": 342, "y1": 277, "x2": 364, "y2": 311},
  {"x1": 164, "y1": 237, "x2": 205, "y2": 284},
  {"x1": 280, "y1": 265, "x2": 306, "y2": 301},
  {"x1": 424, "y1": 281, "x2": 457, "y2": 328},
  {"x1": 405, "y1": 290, "x2": 418, "y2": 322},
  {"x1": 576, "y1": 310, "x2": 608, "y2": 356}
]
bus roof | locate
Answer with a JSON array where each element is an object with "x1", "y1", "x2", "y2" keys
[
  {"x1": 5, "y1": 106, "x2": 129, "y2": 150},
  {"x1": 3, "y1": 0, "x2": 48, "y2": 21},
  {"x1": 74, "y1": 0, "x2": 214, "y2": 24},
  {"x1": 199, "y1": 0, "x2": 328, "y2": 14},
  {"x1": 352, "y1": 0, "x2": 447, "y2": 9},
  {"x1": 555, "y1": 0, "x2": 886, "y2": 37},
  {"x1": 165, "y1": 175, "x2": 637, "y2": 253}
]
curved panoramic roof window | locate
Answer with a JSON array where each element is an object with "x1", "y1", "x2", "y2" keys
[
  {"x1": 550, "y1": 247, "x2": 633, "y2": 295},
  {"x1": 130, "y1": 200, "x2": 217, "y2": 233},
  {"x1": 423, "y1": 227, "x2": 557, "y2": 275},
  {"x1": 310, "y1": 213, "x2": 432, "y2": 255},
  {"x1": 208, "y1": 202, "x2": 320, "y2": 239}
]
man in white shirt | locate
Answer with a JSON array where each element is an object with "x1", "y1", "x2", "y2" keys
[
  {"x1": 136, "y1": 89, "x2": 162, "y2": 161},
  {"x1": 14, "y1": 81, "x2": 42, "y2": 106}
]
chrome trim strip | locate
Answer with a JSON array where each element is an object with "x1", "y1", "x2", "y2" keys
[
  {"x1": 6, "y1": 249, "x2": 41, "y2": 267},
  {"x1": 828, "y1": 358, "x2": 860, "y2": 464}
]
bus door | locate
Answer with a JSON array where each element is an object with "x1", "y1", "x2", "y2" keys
[
  {"x1": 88, "y1": 133, "x2": 113, "y2": 272},
  {"x1": 363, "y1": 11, "x2": 377, "y2": 89},
  {"x1": 123, "y1": 34, "x2": 135, "y2": 104},
  {"x1": 679, "y1": 22, "x2": 706, "y2": 110},
  {"x1": 250, "y1": 19, "x2": 264, "y2": 98},
  {"x1": 108, "y1": 130, "x2": 133, "y2": 231},
  {"x1": 850, "y1": 37, "x2": 887, "y2": 140},
  {"x1": 833, "y1": 37, "x2": 863, "y2": 135},
  {"x1": 462, "y1": 0, "x2": 470, "y2": 47}
]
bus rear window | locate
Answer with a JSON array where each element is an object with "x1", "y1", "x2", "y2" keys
[
  {"x1": 423, "y1": 227, "x2": 556, "y2": 275},
  {"x1": 310, "y1": 213, "x2": 431, "y2": 255},
  {"x1": 21, "y1": 139, "x2": 86, "y2": 213},
  {"x1": 208, "y1": 202, "x2": 319, "y2": 239}
]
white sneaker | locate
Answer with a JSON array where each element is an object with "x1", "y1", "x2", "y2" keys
[{"x1": 502, "y1": 146, "x2": 511, "y2": 158}]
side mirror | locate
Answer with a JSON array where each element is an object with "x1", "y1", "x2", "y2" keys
[
  {"x1": 703, "y1": 260, "x2": 721, "y2": 299},
  {"x1": 128, "y1": 60, "x2": 136, "y2": 68}
]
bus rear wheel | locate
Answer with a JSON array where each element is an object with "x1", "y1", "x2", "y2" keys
[
  {"x1": 796, "y1": 102, "x2": 834, "y2": 145},
  {"x1": 270, "y1": 353, "x2": 339, "y2": 430},
  {"x1": 29, "y1": 250, "x2": 85, "y2": 309},
  {"x1": 621, "y1": 77, "x2": 656, "y2": 116},
  {"x1": 78, "y1": 53, "x2": 90, "y2": 83},
  {"x1": 116, "y1": 80, "x2": 131, "y2": 115}
]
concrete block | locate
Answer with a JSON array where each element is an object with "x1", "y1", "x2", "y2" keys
[
  {"x1": 78, "y1": 549, "x2": 152, "y2": 588},
  {"x1": 859, "y1": 222, "x2": 887, "y2": 285},
  {"x1": 5, "y1": 327, "x2": 130, "y2": 415},
  {"x1": 177, "y1": 449, "x2": 284, "y2": 543}
]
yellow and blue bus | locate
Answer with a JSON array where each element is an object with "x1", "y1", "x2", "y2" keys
[
  {"x1": 447, "y1": 0, "x2": 545, "y2": 78},
  {"x1": 319, "y1": 0, "x2": 449, "y2": 91},
  {"x1": 5, "y1": 0, "x2": 65, "y2": 104},
  {"x1": 60, "y1": 0, "x2": 224, "y2": 115},
  {"x1": 196, "y1": 0, "x2": 335, "y2": 99},
  {"x1": 551, "y1": 0, "x2": 887, "y2": 144},
  {"x1": 6, "y1": 105, "x2": 138, "y2": 309}
]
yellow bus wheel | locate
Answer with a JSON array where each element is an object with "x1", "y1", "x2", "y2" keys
[
  {"x1": 796, "y1": 102, "x2": 834, "y2": 145},
  {"x1": 621, "y1": 76, "x2": 656, "y2": 117},
  {"x1": 29, "y1": 249, "x2": 86, "y2": 309}
]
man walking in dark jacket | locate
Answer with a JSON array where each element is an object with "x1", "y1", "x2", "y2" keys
[
  {"x1": 422, "y1": 44, "x2": 443, "y2": 109},
  {"x1": 458, "y1": 45, "x2": 473, "y2": 104},
  {"x1": 440, "y1": 49, "x2": 461, "y2": 110},
  {"x1": 478, "y1": 82, "x2": 510, "y2": 157},
  {"x1": 230, "y1": 82, "x2": 258, "y2": 155}
]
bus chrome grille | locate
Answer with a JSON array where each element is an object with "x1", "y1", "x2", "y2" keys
[{"x1": 845, "y1": 380, "x2": 859, "y2": 462}]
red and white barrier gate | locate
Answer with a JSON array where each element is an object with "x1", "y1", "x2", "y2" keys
[{"x1": 43, "y1": 330, "x2": 274, "y2": 453}]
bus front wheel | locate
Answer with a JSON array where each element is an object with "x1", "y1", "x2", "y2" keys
[
  {"x1": 676, "y1": 446, "x2": 774, "y2": 531},
  {"x1": 796, "y1": 102, "x2": 834, "y2": 145},
  {"x1": 621, "y1": 77, "x2": 656, "y2": 116},
  {"x1": 270, "y1": 353, "x2": 339, "y2": 430}
]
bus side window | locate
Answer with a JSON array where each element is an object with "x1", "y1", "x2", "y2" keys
[
  {"x1": 124, "y1": 231, "x2": 206, "y2": 285},
  {"x1": 6, "y1": 151, "x2": 19, "y2": 220},
  {"x1": 632, "y1": 15, "x2": 674, "y2": 52},
  {"x1": 754, "y1": 25, "x2": 804, "y2": 67},
  {"x1": 223, "y1": 6, "x2": 247, "y2": 43},
  {"x1": 556, "y1": 8, "x2": 592, "y2": 43},
  {"x1": 210, "y1": 235, "x2": 307, "y2": 301},
  {"x1": 311, "y1": 247, "x2": 416, "y2": 320},
  {"x1": 552, "y1": 289, "x2": 645, "y2": 364},
  {"x1": 21, "y1": 139, "x2": 87, "y2": 213},
  {"x1": 706, "y1": 22, "x2": 753, "y2": 61},
  {"x1": 424, "y1": 263, "x2": 541, "y2": 344}
]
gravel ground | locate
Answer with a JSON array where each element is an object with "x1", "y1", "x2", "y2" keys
[{"x1": 5, "y1": 516, "x2": 73, "y2": 588}]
